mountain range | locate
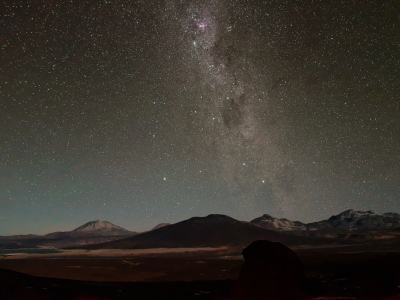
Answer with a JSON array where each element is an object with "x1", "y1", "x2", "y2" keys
[
  {"x1": 82, "y1": 210, "x2": 400, "y2": 251},
  {"x1": 1, "y1": 209, "x2": 399, "y2": 250},
  {"x1": 82, "y1": 214, "x2": 332, "y2": 250},
  {"x1": 251, "y1": 209, "x2": 400, "y2": 231}
]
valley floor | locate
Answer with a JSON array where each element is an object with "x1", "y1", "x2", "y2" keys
[{"x1": 1, "y1": 248, "x2": 400, "y2": 299}]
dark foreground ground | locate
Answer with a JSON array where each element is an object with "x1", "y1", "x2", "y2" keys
[{"x1": 1, "y1": 251, "x2": 400, "y2": 299}]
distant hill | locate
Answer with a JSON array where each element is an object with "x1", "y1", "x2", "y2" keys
[
  {"x1": 151, "y1": 223, "x2": 171, "y2": 231},
  {"x1": 0, "y1": 221, "x2": 137, "y2": 249},
  {"x1": 82, "y1": 214, "x2": 332, "y2": 250}
]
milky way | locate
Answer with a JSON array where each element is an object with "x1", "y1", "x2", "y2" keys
[{"x1": 1, "y1": 0, "x2": 399, "y2": 234}]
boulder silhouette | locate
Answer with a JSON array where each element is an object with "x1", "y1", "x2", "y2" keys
[{"x1": 232, "y1": 240, "x2": 309, "y2": 300}]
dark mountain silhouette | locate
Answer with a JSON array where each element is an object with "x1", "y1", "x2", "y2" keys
[{"x1": 82, "y1": 214, "x2": 333, "y2": 250}]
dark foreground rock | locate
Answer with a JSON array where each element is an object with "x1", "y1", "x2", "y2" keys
[{"x1": 232, "y1": 240, "x2": 309, "y2": 300}]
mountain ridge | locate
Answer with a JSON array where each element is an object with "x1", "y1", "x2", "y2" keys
[
  {"x1": 251, "y1": 209, "x2": 400, "y2": 231},
  {"x1": 82, "y1": 214, "x2": 333, "y2": 250},
  {"x1": 2, "y1": 209, "x2": 399, "y2": 249}
]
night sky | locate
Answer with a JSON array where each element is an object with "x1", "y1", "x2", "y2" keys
[{"x1": 1, "y1": 0, "x2": 400, "y2": 235}]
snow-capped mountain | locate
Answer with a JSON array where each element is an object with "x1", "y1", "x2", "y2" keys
[
  {"x1": 250, "y1": 214, "x2": 306, "y2": 231},
  {"x1": 251, "y1": 209, "x2": 400, "y2": 232},
  {"x1": 71, "y1": 220, "x2": 133, "y2": 237},
  {"x1": 306, "y1": 209, "x2": 400, "y2": 230}
]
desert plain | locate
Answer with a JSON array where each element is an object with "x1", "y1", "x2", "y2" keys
[{"x1": 1, "y1": 245, "x2": 400, "y2": 300}]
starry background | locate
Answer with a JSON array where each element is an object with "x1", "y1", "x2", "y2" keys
[{"x1": 1, "y1": 0, "x2": 399, "y2": 235}]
